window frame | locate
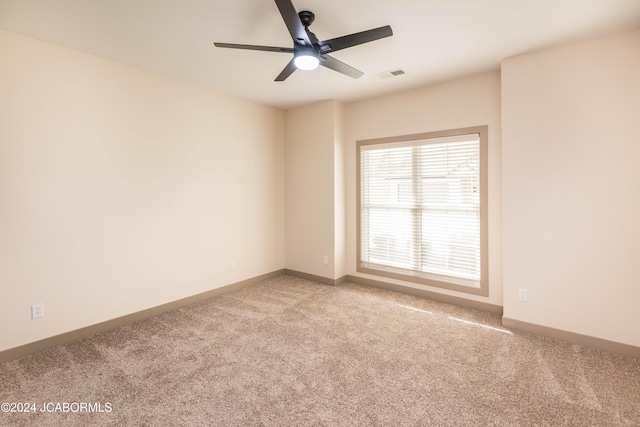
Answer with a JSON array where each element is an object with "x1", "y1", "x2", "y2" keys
[{"x1": 356, "y1": 126, "x2": 489, "y2": 296}]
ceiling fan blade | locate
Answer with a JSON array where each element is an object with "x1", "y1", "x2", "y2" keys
[
  {"x1": 320, "y1": 55, "x2": 364, "y2": 79},
  {"x1": 275, "y1": 58, "x2": 297, "y2": 81},
  {"x1": 274, "y1": 0, "x2": 311, "y2": 46},
  {"x1": 319, "y1": 25, "x2": 393, "y2": 53},
  {"x1": 214, "y1": 42, "x2": 294, "y2": 53}
]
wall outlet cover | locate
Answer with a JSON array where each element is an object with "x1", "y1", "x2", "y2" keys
[{"x1": 32, "y1": 303, "x2": 44, "y2": 319}]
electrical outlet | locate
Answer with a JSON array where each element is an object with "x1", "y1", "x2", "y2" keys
[
  {"x1": 323, "y1": 256, "x2": 329, "y2": 265},
  {"x1": 32, "y1": 303, "x2": 44, "y2": 319},
  {"x1": 518, "y1": 289, "x2": 528, "y2": 302},
  {"x1": 230, "y1": 260, "x2": 236, "y2": 270}
]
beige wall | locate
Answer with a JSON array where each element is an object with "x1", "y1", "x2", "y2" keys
[
  {"x1": 345, "y1": 72, "x2": 503, "y2": 306},
  {"x1": 0, "y1": 30, "x2": 285, "y2": 352},
  {"x1": 284, "y1": 100, "x2": 345, "y2": 279},
  {"x1": 333, "y1": 102, "x2": 347, "y2": 279},
  {"x1": 501, "y1": 29, "x2": 640, "y2": 347}
]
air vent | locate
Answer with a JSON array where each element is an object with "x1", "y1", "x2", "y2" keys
[{"x1": 376, "y1": 69, "x2": 407, "y2": 79}]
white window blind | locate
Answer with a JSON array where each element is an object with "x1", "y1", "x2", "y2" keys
[{"x1": 359, "y1": 132, "x2": 482, "y2": 289}]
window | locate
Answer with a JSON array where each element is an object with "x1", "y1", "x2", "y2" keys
[{"x1": 357, "y1": 126, "x2": 488, "y2": 296}]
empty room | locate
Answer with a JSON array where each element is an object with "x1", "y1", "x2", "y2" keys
[{"x1": 1, "y1": 0, "x2": 639, "y2": 425}]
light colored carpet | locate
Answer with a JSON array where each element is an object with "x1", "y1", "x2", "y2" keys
[{"x1": 1, "y1": 275, "x2": 639, "y2": 426}]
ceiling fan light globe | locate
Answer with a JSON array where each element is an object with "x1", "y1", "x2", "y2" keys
[{"x1": 294, "y1": 54, "x2": 319, "y2": 70}]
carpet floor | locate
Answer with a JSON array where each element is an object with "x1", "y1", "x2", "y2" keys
[{"x1": 1, "y1": 275, "x2": 639, "y2": 426}]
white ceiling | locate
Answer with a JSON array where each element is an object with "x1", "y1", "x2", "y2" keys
[{"x1": 1, "y1": 0, "x2": 639, "y2": 109}]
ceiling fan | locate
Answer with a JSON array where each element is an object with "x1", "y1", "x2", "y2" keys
[{"x1": 214, "y1": 0, "x2": 393, "y2": 81}]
